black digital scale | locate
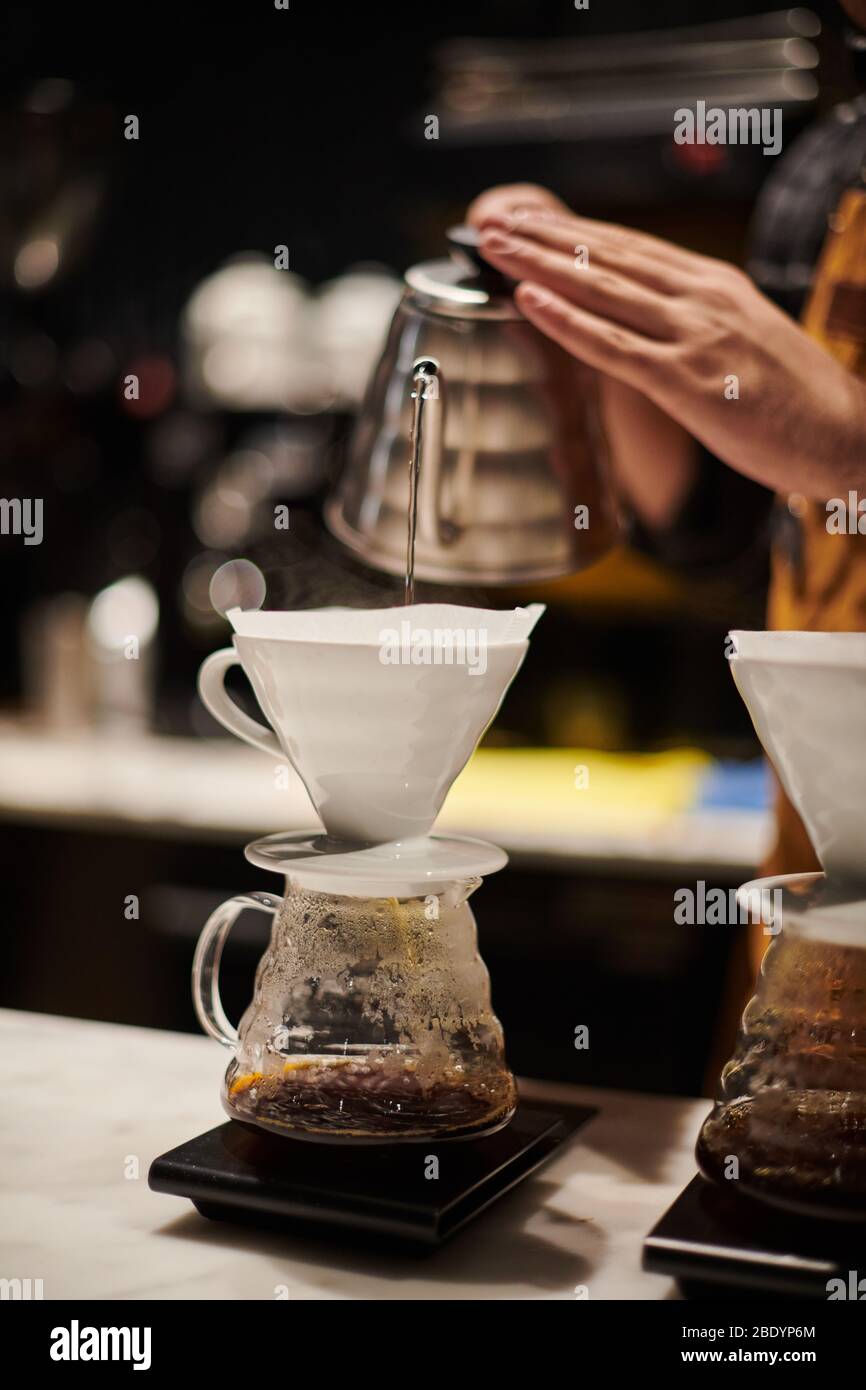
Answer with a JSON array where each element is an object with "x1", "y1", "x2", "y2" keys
[
  {"x1": 151, "y1": 1103, "x2": 864, "y2": 1290},
  {"x1": 644, "y1": 1174, "x2": 866, "y2": 1300},
  {"x1": 149, "y1": 1099, "x2": 596, "y2": 1250}
]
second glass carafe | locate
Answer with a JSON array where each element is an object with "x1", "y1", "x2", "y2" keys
[{"x1": 697, "y1": 873, "x2": 866, "y2": 1220}]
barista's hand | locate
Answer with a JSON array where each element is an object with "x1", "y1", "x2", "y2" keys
[
  {"x1": 474, "y1": 204, "x2": 866, "y2": 500},
  {"x1": 467, "y1": 185, "x2": 700, "y2": 526},
  {"x1": 466, "y1": 183, "x2": 571, "y2": 226}
]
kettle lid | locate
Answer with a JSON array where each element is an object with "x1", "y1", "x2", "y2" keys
[{"x1": 404, "y1": 225, "x2": 521, "y2": 320}]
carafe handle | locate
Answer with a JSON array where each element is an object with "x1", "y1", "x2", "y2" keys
[
  {"x1": 197, "y1": 647, "x2": 283, "y2": 758},
  {"x1": 192, "y1": 891, "x2": 282, "y2": 1047}
]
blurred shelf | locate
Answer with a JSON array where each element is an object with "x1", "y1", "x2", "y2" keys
[{"x1": 0, "y1": 720, "x2": 772, "y2": 878}]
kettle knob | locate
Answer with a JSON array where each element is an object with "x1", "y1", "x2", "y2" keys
[{"x1": 446, "y1": 225, "x2": 515, "y2": 291}]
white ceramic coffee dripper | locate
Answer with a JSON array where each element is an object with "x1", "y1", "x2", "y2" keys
[
  {"x1": 728, "y1": 629, "x2": 866, "y2": 882},
  {"x1": 197, "y1": 603, "x2": 544, "y2": 844}
]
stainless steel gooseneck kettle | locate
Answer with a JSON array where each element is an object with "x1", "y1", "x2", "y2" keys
[{"x1": 325, "y1": 226, "x2": 621, "y2": 585}]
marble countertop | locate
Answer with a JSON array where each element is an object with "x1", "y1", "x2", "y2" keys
[{"x1": 0, "y1": 1008, "x2": 710, "y2": 1300}]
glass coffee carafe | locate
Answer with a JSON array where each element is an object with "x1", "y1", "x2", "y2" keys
[
  {"x1": 697, "y1": 872, "x2": 866, "y2": 1219},
  {"x1": 192, "y1": 832, "x2": 517, "y2": 1142}
]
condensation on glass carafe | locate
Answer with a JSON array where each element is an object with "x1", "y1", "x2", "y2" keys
[
  {"x1": 223, "y1": 879, "x2": 516, "y2": 1141},
  {"x1": 697, "y1": 922, "x2": 866, "y2": 1219}
]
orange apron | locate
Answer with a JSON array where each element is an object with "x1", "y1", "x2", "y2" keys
[{"x1": 758, "y1": 184, "x2": 866, "y2": 964}]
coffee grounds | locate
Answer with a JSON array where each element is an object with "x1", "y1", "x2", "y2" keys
[
  {"x1": 697, "y1": 1090, "x2": 866, "y2": 1218},
  {"x1": 225, "y1": 1056, "x2": 516, "y2": 1140}
]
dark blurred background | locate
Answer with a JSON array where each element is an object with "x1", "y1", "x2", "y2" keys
[{"x1": 0, "y1": 1, "x2": 854, "y2": 1097}]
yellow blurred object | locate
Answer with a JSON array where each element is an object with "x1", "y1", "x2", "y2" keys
[
  {"x1": 507, "y1": 545, "x2": 686, "y2": 614},
  {"x1": 442, "y1": 746, "x2": 710, "y2": 834}
]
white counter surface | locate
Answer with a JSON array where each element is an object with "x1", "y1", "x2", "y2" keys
[{"x1": 0, "y1": 1008, "x2": 709, "y2": 1300}]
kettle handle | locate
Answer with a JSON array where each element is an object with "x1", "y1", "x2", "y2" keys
[{"x1": 192, "y1": 891, "x2": 282, "y2": 1048}]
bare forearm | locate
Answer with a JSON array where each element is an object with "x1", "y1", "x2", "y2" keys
[
  {"x1": 703, "y1": 367, "x2": 866, "y2": 503},
  {"x1": 601, "y1": 378, "x2": 699, "y2": 528}
]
